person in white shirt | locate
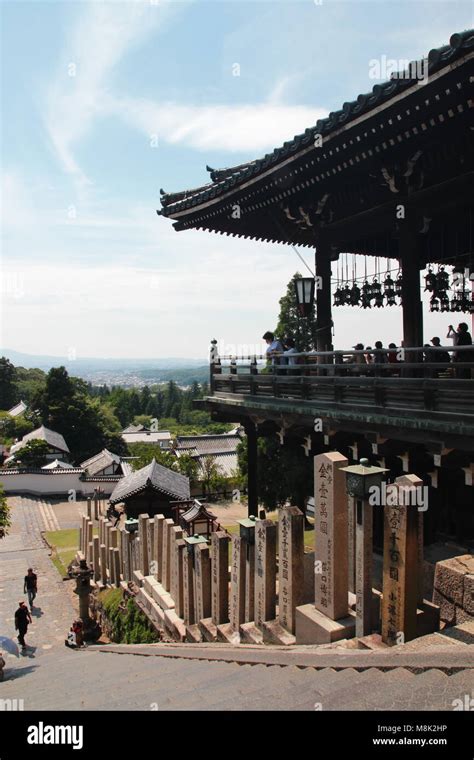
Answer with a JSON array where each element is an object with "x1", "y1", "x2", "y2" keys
[{"x1": 262, "y1": 331, "x2": 283, "y2": 366}]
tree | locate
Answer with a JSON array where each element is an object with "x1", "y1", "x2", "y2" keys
[
  {"x1": 0, "y1": 484, "x2": 11, "y2": 538},
  {"x1": 0, "y1": 357, "x2": 17, "y2": 410},
  {"x1": 16, "y1": 439, "x2": 51, "y2": 468},
  {"x1": 274, "y1": 272, "x2": 317, "y2": 352},
  {"x1": 32, "y1": 366, "x2": 108, "y2": 462},
  {"x1": 199, "y1": 455, "x2": 223, "y2": 498},
  {"x1": 175, "y1": 452, "x2": 199, "y2": 482}
]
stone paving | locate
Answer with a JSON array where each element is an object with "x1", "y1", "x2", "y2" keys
[{"x1": 0, "y1": 497, "x2": 76, "y2": 670}]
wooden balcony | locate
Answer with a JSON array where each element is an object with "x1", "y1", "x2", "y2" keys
[{"x1": 207, "y1": 347, "x2": 474, "y2": 449}]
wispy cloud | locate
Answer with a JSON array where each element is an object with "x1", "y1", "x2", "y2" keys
[{"x1": 43, "y1": 0, "x2": 173, "y2": 187}]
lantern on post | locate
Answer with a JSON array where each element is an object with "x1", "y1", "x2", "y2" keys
[
  {"x1": 184, "y1": 533, "x2": 208, "y2": 561},
  {"x1": 294, "y1": 277, "x2": 315, "y2": 317},
  {"x1": 237, "y1": 515, "x2": 257, "y2": 545},
  {"x1": 341, "y1": 458, "x2": 388, "y2": 500}
]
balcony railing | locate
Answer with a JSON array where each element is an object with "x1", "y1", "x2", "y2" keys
[{"x1": 209, "y1": 346, "x2": 474, "y2": 419}]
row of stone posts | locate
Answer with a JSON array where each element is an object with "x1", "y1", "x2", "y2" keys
[{"x1": 79, "y1": 452, "x2": 439, "y2": 647}]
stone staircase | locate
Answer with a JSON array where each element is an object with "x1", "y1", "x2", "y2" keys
[{"x1": 2, "y1": 623, "x2": 473, "y2": 711}]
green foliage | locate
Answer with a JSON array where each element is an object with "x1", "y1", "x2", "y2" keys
[
  {"x1": 0, "y1": 357, "x2": 18, "y2": 410},
  {"x1": 100, "y1": 589, "x2": 159, "y2": 644},
  {"x1": 127, "y1": 443, "x2": 177, "y2": 471},
  {"x1": 15, "y1": 439, "x2": 51, "y2": 468},
  {"x1": 0, "y1": 411, "x2": 35, "y2": 445},
  {"x1": 237, "y1": 435, "x2": 312, "y2": 511},
  {"x1": 0, "y1": 484, "x2": 11, "y2": 538},
  {"x1": 274, "y1": 272, "x2": 317, "y2": 352}
]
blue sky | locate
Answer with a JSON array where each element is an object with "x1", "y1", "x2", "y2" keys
[{"x1": 1, "y1": 0, "x2": 472, "y2": 360}]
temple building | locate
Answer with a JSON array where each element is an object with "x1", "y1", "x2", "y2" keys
[
  {"x1": 108, "y1": 458, "x2": 191, "y2": 519},
  {"x1": 8, "y1": 425, "x2": 70, "y2": 463},
  {"x1": 159, "y1": 30, "x2": 474, "y2": 547}
]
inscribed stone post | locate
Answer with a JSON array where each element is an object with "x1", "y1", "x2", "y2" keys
[
  {"x1": 86, "y1": 498, "x2": 92, "y2": 520},
  {"x1": 105, "y1": 521, "x2": 113, "y2": 559},
  {"x1": 174, "y1": 538, "x2": 186, "y2": 618},
  {"x1": 230, "y1": 535, "x2": 246, "y2": 631},
  {"x1": 86, "y1": 521, "x2": 93, "y2": 564},
  {"x1": 278, "y1": 506, "x2": 304, "y2": 634},
  {"x1": 254, "y1": 520, "x2": 277, "y2": 629},
  {"x1": 355, "y1": 497, "x2": 373, "y2": 637},
  {"x1": 93, "y1": 536, "x2": 100, "y2": 582},
  {"x1": 162, "y1": 518, "x2": 175, "y2": 591},
  {"x1": 211, "y1": 531, "x2": 230, "y2": 625},
  {"x1": 194, "y1": 543, "x2": 211, "y2": 622},
  {"x1": 170, "y1": 526, "x2": 183, "y2": 603},
  {"x1": 110, "y1": 527, "x2": 118, "y2": 550},
  {"x1": 153, "y1": 515, "x2": 165, "y2": 582},
  {"x1": 148, "y1": 518, "x2": 155, "y2": 566},
  {"x1": 100, "y1": 543, "x2": 107, "y2": 586},
  {"x1": 314, "y1": 452, "x2": 349, "y2": 621},
  {"x1": 138, "y1": 514, "x2": 150, "y2": 577},
  {"x1": 396, "y1": 473, "x2": 425, "y2": 606},
  {"x1": 113, "y1": 547, "x2": 121, "y2": 588},
  {"x1": 182, "y1": 549, "x2": 195, "y2": 625},
  {"x1": 245, "y1": 542, "x2": 255, "y2": 622},
  {"x1": 348, "y1": 495, "x2": 356, "y2": 594},
  {"x1": 381, "y1": 480, "x2": 419, "y2": 645},
  {"x1": 93, "y1": 496, "x2": 99, "y2": 521},
  {"x1": 109, "y1": 547, "x2": 116, "y2": 586},
  {"x1": 122, "y1": 530, "x2": 130, "y2": 582}
]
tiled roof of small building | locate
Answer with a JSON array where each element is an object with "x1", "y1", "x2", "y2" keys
[
  {"x1": 175, "y1": 432, "x2": 242, "y2": 457},
  {"x1": 10, "y1": 425, "x2": 69, "y2": 455},
  {"x1": 80, "y1": 448, "x2": 121, "y2": 476},
  {"x1": 109, "y1": 458, "x2": 190, "y2": 505}
]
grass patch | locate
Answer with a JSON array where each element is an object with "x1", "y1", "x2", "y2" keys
[{"x1": 45, "y1": 529, "x2": 79, "y2": 577}]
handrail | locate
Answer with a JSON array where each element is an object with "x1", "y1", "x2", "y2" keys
[{"x1": 211, "y1": 345, "x2": 474, "y2": 362}]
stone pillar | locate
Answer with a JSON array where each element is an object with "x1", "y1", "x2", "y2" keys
[
  {"x1": 182, "y1": 550, "x2": 195, "y2": 625},
  {"x1": 314, "y1": 452, "x2": 349, "y2": 620},
  {"x1": 100, "y1": 543, "x2": 107, "y2": 586},
  {"x1": 138, "y1": 514, "x2": 150, "y2": 577},
  {"x1": 81, "y1": 515, "x2": 87, "y2": 555},
  {"x1": 211, "y1": 531, "x2": 230, "y2": 625},
  {"x1": 110, "y1": 527, "x2": 118, "y2": 550},
  {"x1": 92, "y1": 536, "x2": 100, "y2": 582},
  {"x1": 162, "y1": 518, "x2": 174, "y2": 591},
  {"x1": 170, "y1": 526, "x2": 183, "y2": 603},
  {"x1": 397, "y1": 473, "x2": 425, "y2": 606},
  {"x1": 347, "y1": 495, "x2": 356, "y2": 594},
  {"x1": 86, "y1": 498, "x2": 92, "y2": 520},
  {"x1": 254, "y1": 519, "x2": 277, "y2": 629},
  {"x1": 174, "y1": 538, "x2": 186, "y2": 618},
  {"x1": 355, "y1": 497, "x2": 373, "y2": 637},
  {"x1": 122, "y1": 530, "x2": 131, "y2": 582},
  {"x1": 245, "y1": 541, "x2": 255, "y2": 622},
  {"x1": 105, "y1": 521, "x2": 113, "y2": 559},
  {"x1": 109, "y1": 547, "x2": 116, "y2": 586},
  {"x1": 381, "y1": 480, "x2": 419, "y2": 645},
  {"x1": 230, "y1": 535, "x2": 246, "y2": 631},
  {"x1": 148, "y1": 518, "x2": 155, "y2": 566},
  {"x1": 194, "y1": 543, "x2": 211, "y2": 622},
  {"x1": 154, "y1": 515, "x2": 165, "y2": 582},
  {"x1": 94, "y1": 493, "x2": 99, "y2": 521},
  {"x1": 93, "y1": 496, "x2": 99, "y2": 521},
  {"x1": 86, "y1": 521, "x2": 93, "y2": 564},
  {"x1": 113, "y1": 547, "x2": 121, "y2": 588},
  {"x1": 278, "y1": 506, "x2": 304, "y2": 634}
]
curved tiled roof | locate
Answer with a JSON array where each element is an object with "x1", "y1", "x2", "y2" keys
[
  {"x1": 80, "y1": 448, "x2": 121, "y2": 476},
  {"x1": 109, "y1": 458, "x2": 190, "y2": 505},
  {"x1": 158, "y1": 29, "x2": 473, "y2": 218},
  {"x1": 10, "y1": 425, "x2": 69, "y2": 455}
]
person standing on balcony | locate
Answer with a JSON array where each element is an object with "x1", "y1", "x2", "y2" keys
[
  {"x1": 263, "y1": 331, "x2": 283, "y2": 367},
  {"x1": 447, "y1": 323, "x2": 472, "y2": 378}
]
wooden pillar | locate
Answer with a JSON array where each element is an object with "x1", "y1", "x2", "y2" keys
[
  {"x1": 245, "y1": 421, "x2": 258, "y2": 518},
  {"x1": 315, "y1": 240, "x2": 333, "y2": 353},
  {"x1": 400, "y1": 225, "x2": 423, "y2": 350}
]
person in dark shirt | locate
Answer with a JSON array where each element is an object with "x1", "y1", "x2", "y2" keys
[
  {"x1": 14, "y1": 601, "x2": 32, "y2": 649},
  {"x1": 447, "y1": 323, "x2": 473, "y2": 378},
  {"x1": 24, "y1": 568, "x2": 37, "y2": 609}
]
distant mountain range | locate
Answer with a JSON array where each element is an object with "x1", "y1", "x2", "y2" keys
[{"x1": 1, "y1": 349, "x2": 209, "y2": 388}]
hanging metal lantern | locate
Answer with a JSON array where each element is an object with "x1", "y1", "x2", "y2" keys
[
  {"x1": 349, "y1": 283, "x2": 361, "y2": 306},
  {"x1": 374, "y1": 291, "x2": 384, "y2": 308},
  {"x1": 343, "y1": 285, "x2": 352, "y2": 305},
  {"x1": 395, "y1": 273, "x2": 403, "y2": 299},
  {"x1": 430, "y1": 295, "x2": 440, "y2": 312},
  {"x1": 440, "y1": 294, "x2": 450, "y2": 312},
  {"x1": 294, "y1": 277, "x2": 315, "y2": 316},
  {"x1": 383, "y1": 274, "x2": 395, "y2": 304},
  {"x1": 333, "y1": 286, "x2": 344, "y2": 306},
  {"x1": 424, "y1": 268, "x2": 437, "y2": 292},
  {"x1": 436, "y1": 266, "x2": 450, "y2": 292},
  {"x1": 370, "y1": 277, "x2": 382, "y2": 301},
  {"x1": 361, "y1": 280, "x2": 372, "y2": 309}
]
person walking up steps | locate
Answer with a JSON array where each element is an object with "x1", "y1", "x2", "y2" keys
[
  {"x1": 14, "y1": 601, "x2": 32, "y2": 651},
  {"x1": 24, "y1": 567, "x2": 37, "y2": 609}
]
